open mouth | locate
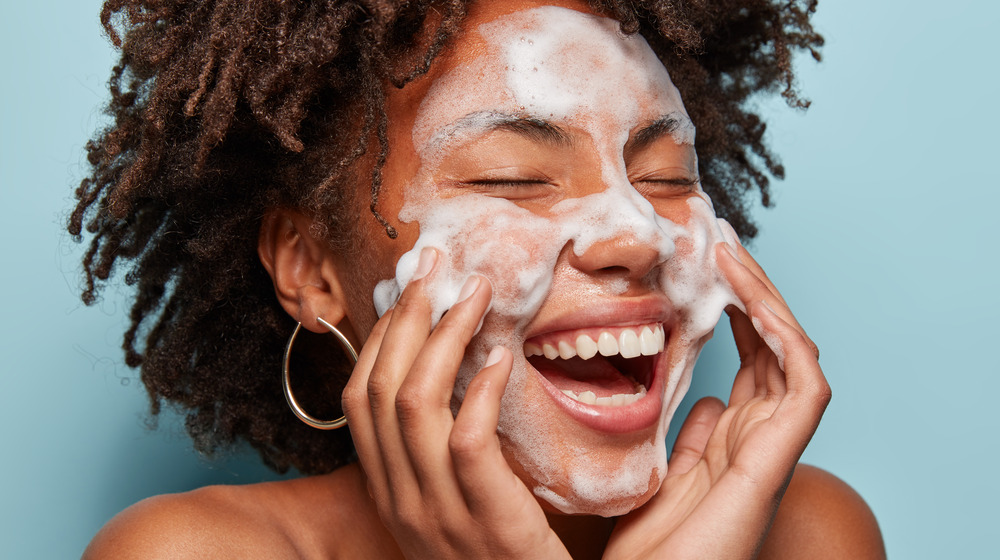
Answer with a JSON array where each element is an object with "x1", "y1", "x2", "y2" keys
[{"x1": 523, "y1": 323, "x2": 664, "y2": 408}]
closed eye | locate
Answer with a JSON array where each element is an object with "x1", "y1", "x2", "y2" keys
[
  {"x1": 461, "y1": 177, "x2": 556, "y2": 200},
  {"x1": 466, "y1": 178, "x2": 551, "y2": 187},
  {"x1": 632, "y1": 176, "x2": 701, "y2": 197}
]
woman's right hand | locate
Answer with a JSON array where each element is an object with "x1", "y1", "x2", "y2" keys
[
  {"x1": 341, "y1": 248, "x2": 572, "y2": 560},
  {"x1": 602, "y1": 243, "x2": 830, "y2": 560}
]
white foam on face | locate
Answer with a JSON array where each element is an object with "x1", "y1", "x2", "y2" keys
[{"x1": 372, "y1": 6, "x2": 739, "y2": 516}]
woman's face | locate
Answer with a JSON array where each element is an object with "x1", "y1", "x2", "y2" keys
[{"x1": 345, "y1": 0, "x2": 737, "y2": 516}]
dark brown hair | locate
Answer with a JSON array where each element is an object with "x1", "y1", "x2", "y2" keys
[{"x1": 69, "y1": 0, "x2": 822, "y2": 475}]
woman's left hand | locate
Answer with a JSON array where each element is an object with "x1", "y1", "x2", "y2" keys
[{"x1": 602, "y1": 242, "x2": 830, "y2": 560}]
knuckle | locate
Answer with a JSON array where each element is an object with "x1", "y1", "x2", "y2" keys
[
  {"x1": 340, "y1": 380, "x2": 367, "y2": 415},
  {"x1": 366, "y1": 373, "x2": 397, "y2": 407},
  {"x1": 394, "y1": 514, "x2": 420, "y2": 535},
  {"x1": 449, "y1": 425, "x2": 489, "y2": 457},
  {"x1": 372, "y1": 487, "x2": 420, "y2": 529},
  {"x1": 393, "y1": 388, "x2": 425, "y2": 422},
  {"x1": 386, "y1": 503, "x2": 425, "y2": 536},
  {"x1": 815, "y1": 381, "x2": 833, "y2": 406},
  {"x1": 440, "y1": 519, "x2": 473, "y2": 548},
  {"x1": 798, "y1": 380, "x2": 832, "y2": 409}
]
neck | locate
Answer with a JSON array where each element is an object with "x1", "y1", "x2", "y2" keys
[{"x1": 546, "y1": 511, "x2": 617, "y2": 560}]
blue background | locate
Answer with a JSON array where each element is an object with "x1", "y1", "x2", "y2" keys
[{"x1": 3, "y1": 1, "x2": 997, "y2": 557}]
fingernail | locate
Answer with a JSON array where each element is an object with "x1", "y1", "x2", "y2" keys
[
  {"x1": 484, "y1": 346, "x2": 506, "y2": 368},
  {"x1": 456, "y1": 275, "x2": 481, "y2": 303},
  {"x1": 411, "y1": 247, "x2": 437, "y2": 280}
]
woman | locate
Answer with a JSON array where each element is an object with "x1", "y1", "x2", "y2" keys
[{"x1": 75, "y1": 0, "x2": 884, "y2": 557}]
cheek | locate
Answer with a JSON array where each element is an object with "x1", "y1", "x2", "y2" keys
[
  {"x1": 657, "y1": 197, "x2": 740, "y2": 338},
  {"x1": 376, "y1": 194, "x2": 568, "y2": 324},
  {"x1": 655, "y1": 197, "x2": 693, "y2": 226},
  {"x1": 447, "y1": 212, "x2": 559, "y2": 315}
]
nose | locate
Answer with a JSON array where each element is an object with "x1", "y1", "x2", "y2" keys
[
  {"x1": 562, "y1": 172, "x2": 679, "y2": 281},
  {"x1": 567, "y1": 229, "x2": 673, "y2": 279}
]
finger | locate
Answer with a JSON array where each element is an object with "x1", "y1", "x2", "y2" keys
[
  {"x1": 734, "y1": 247, "x2": 789, "y2": 309},
  {"x1": 726, "y1": 304, "x2": 759, "y2": 366},
  {"x1": 369, "y1": 247, "x2": 438, "y2": 399},
  {"x1": 716, "y1": 244, "x2": 818, "y2": 359},
  {"x1": 364, "y1": 248, "x2": 440, "y2": 492},
  {"x1": 667, "y1": 397, "x2": 725, "y2": 478},
  {"x1": 754, "y1": 331, "x2": 771, "y2": 398},
  {"x1": 724, "y1": 301, "x2": 764, "y2": 407},
  {"x1": 752, "y1": 300, "x2": 830, "y2": 437},
  {"x1": 395, "y1": 275, "x2": 494, "y2": 489},
  {"x1": 737, "y1": 244, "x2": 821, "y2": 359},
  {"x1": 342, "y1": 307, "x2": 395, "y2": 498},
  {"x1": 764, "y1": 352, "x2": 787, "y2": 398},
  {"x1": 718, "y1": 220, "x2": 789, "y2": 309},
  {"x1": 728, "y1": 363, "x2": 756, "y2": 407},
  {"x1": 758, "y1": 322, "x2": 787, "y2": 398},
  {"x1": 449, "y1": 346, "x2": 525, "y2": 515},
  {"x1": 749, "y1": 305, "x2": 787, "y2": 400}
]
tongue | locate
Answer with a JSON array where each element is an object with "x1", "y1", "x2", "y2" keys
[{"x1": 529, "y1": 355, "x2": 639, "y2": 397}]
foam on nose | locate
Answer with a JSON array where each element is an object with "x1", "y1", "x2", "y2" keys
[{"x1": 553, "y1": 181, "x2": 678, "y2": 262}]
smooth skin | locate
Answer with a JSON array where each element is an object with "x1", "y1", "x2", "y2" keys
[{"x1": 83, "y1": 1, "x2": 886, "y2": 557}]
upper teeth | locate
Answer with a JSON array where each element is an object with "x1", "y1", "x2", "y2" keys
[{"x1": 524, "y1": 324, "x2": 665, "y2": 361}]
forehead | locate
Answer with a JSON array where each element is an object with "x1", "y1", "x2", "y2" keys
[{"x1": 410, "y1": 4, "x2": 691, "y2": 156}]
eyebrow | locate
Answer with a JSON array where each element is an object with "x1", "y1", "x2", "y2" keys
[
  {"x1": 628, "y1": 113, "x2": 695, "y2": 153},
  {"x1": 425, "y1": 111, "x2": 572, "y2": 151},
  {"x1": 490, "y1": 116, "x2": 572, "y2": 146}
]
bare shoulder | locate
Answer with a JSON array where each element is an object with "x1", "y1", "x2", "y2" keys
[
  {"x1": 82, "y1": 464, "x2": 392, "y2": 560},
  {"x1": 81, "y1": 483, "x2": 299, "y2": 560},
  {"x1": 760, "y1": 464, "x2": 886, "y2": 560}
]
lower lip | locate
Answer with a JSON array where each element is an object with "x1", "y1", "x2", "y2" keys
[{"x1": 531, "y1": 356, "x2": 664, "y2": 434}]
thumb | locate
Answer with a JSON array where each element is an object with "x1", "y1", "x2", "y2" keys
[{"x1": 667, "y1": 397, "x2": 725, "y2": 477}]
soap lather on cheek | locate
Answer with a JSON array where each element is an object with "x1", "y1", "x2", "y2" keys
[{"x1": 373, "y1": 197, "x2": 564, "y2": 323}]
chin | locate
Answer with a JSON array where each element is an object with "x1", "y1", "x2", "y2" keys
[
  {"x1": 540, "y1": 487, "x2": 659, "y2": 518},
  {"x1": 502, "y1": 435, "x2": 667, "y2": 517},
  {"x1": 537, "y1": 472, "x2": 663, "y2": 518}
]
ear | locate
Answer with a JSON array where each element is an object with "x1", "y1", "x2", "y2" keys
[{"x1": 258, "y1": 209, "x2": 351, "y2": 337}]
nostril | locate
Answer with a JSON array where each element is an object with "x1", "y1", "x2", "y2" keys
[
  {"x1": 598, "y1": 265, "x2": 631, "y2": 274},
  {"x1": 568, "y1": 234, "x2": 665, "y2": 279}
]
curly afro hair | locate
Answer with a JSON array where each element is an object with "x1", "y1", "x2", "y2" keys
[{"x1": 69, "y1": 0, "x2": 823, "y2": 475}]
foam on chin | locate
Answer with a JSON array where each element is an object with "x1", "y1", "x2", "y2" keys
[{"x1": 372, "y1": 6, "x2": 740, "y2": 516}]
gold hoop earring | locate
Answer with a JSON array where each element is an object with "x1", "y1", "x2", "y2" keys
[{"x1": 282, "y1": 317, "x2": 356, "y2": 430}]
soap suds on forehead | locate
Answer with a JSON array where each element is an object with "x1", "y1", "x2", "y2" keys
[
  {"x1": 374, "y1": 6, "x2": 738, "y2": 516},
  {"x1": 411, "y1": 6, "x2": 694, "y2": 174},
  {"x1": 477, "y1": 6, "x2": 693, "y2": 142}
]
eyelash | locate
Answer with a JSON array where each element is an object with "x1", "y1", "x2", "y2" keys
[
  {"x1": 467, "y1": 178, "x2": 551, "y2": 188},
  {"x1": 632, "y1": 176, "x2": 700, "y2": 194}
]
